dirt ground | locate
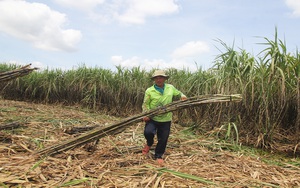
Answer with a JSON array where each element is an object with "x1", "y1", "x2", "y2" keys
[{"x1": 0, "y1": 99, "x2": 300, "y2": 188}]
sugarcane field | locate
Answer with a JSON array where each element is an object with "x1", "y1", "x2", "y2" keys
[{"x1": 1, "y1": 35, "x2": 300, "y2": 187}]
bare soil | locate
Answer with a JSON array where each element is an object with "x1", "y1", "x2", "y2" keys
[{"x1": 0, "y1": 99, "x2": 299, "y2": 187}]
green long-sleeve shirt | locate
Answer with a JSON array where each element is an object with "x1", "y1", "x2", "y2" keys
[{"x1": 142, "y1": 83, "x2": 186, "y2": 122}]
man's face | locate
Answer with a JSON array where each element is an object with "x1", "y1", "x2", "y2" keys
[{"x1": 153, "y1": 76, "x2": 167, "y2": 87}]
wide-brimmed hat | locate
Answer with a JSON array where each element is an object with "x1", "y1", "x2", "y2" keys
[{"x1": 151, "y1": 70, "x2": 169, "y2": 79}]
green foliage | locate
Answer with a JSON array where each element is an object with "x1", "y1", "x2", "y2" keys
[
  {"x1": 0, "y1": 29, "x2": 299, "y2": 148},
  {"x1": 216, "y1": 122, "x2": 239, "y2": 144},
  {"x1": 158, "y1": 167, "x2": 216, "y2": 185}
]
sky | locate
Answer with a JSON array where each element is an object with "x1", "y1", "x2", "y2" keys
[{"x1": 0, "y1": 0, "x2": 300, "y2": 72}]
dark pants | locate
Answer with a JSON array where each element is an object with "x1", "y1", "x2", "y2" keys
[{"x1": 144, "y1": 120, "x2": 171, "y2": 159}]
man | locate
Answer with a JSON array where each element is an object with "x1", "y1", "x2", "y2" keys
[{"x1": 142, "y1": 70, "x2": 187, "y2": 165}]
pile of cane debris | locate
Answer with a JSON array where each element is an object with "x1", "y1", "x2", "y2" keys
[
  {"x1": 0, "y1": 64, "x2": 38, "y2": 82},
  {"x1": 0, "y1": 99, "x2": 300, "y2": 187}
]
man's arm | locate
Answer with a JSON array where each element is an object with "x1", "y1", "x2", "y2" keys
[{"x1": 142, "y1": 90, "x2": 151, "y2": 122}]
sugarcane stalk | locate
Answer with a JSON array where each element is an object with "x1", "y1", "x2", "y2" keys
[
  {"x1": 0, "y1": 122, "x2": 22, "y2": 130},
  {"x1": 36, "y1": 94, "x2": 242, "y2": 156},
  {"x1": 0, "y1": 64, "x2": 38, "y2": 82}
]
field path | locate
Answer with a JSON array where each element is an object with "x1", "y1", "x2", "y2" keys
[{"x1": 0, "y1": 99, "x2": 299, "y2": 187}]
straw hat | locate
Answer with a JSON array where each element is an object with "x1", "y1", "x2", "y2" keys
[{"x1": 151, "y1": 70, "x2": 169, "y2": 79}]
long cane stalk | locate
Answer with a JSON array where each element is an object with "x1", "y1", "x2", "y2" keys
[{"x1": 36, "y1": 94, "x2": 242, "y2": 156}]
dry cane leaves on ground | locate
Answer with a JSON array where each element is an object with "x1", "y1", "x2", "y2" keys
[{"x1": 0, "y1": 99, "x2": 300, "y2": 187}]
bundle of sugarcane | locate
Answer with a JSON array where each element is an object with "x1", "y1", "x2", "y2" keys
[
  {"x1": 0, "y1": 64, "x2": 38, "y2": 82},
  {"x1": 36, "y1": 94, "x2": 242, "y2": 156}
]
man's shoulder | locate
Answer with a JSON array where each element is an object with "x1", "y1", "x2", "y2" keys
[
  {"x1": 146, "y1": 85, "x2": 155, "y2": 92},
  {"x1": 165, "y1": 83, "x2": 175, "y2": 88}
]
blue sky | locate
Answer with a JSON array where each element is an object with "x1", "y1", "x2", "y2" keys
[{"x1": 0, "y1": 0, "x2": 300, "y2": 72}]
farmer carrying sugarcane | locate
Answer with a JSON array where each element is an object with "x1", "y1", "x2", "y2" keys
[{"x1": 142, "y1": 70, "x2": 187, "y2": 166}]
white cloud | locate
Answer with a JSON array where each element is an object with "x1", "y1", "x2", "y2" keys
[
  {"x1": 53, "y1": 0, "x2": 106, "y2": 12},
  {"x1": 285, "y1": 0, "x2": 300, "y2": 17},
  {"x1": 110, "y1": 40, "x2": 211, "y2": 71},
  {"x1": 171, "y1": 41, "x2": 210, "y2": 59},
  {"x1": 113, "y1": 57, "x2": 166, "y2": 70},
  {"x1": 0, "y1": 0, "x2": 82, "y2": 51},
  {"x1": 116, "y1": 0, "x2": 180, "y2": 24},
  {"x1": 54, "y1": 0, "x2": 179, "y2": 25},
  {"x1": 168, "y1": 59, "x2": 197, "y2": 70},
  {"x1": 111, "y1": 55, "x2": 124, "y2": 63},
  {"x1": 142, "y1": 58, "x2": 170, "y2": 69},
  {"x1": 112, "y1": 56, "x2": 136, "y2": 67},
  {"x1": 5, "y1": 60, "x2": 44, "y2": 70},
  {"x1": 111, "y1": 56, "x2": 144, "y2": 68},
  {"x1": 111, "y1": 55, "x2": 198, "y2": 71},
  {"x1": 29, "y1": 61, "x2": 44, "y2": 69}
]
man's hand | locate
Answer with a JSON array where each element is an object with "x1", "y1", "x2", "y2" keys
[
  {"x1": 142, "y1": 116, "x2": 150, "y2": 122},
  {"x1": 180, "y1": 96, "x2": 187, "y2": 101}
]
